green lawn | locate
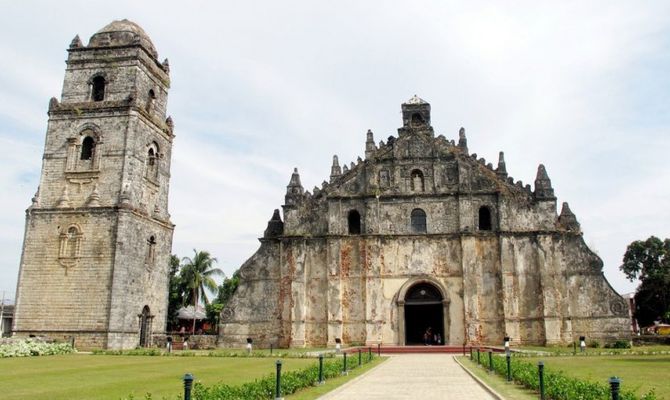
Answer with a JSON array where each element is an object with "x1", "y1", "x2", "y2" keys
[
  {"x1": 0, "y1": 354, "x2": 315, "y2": 400},
  {"x1": 538, "y1": 355, "x2": 670, "y2": 399}
]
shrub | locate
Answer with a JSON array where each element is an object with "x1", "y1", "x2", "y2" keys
[
  {"x1": 605, "y1": 340, "x2": 631, "y2": 349},
  {"x1": 0, "y1": 339, "x2": 74, "y2": 358}
]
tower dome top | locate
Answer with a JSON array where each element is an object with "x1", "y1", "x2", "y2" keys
[{"x1": 88, "y1": 19, "x2": 158, "y2": 58}]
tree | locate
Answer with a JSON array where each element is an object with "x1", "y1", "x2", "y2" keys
[
  {"x1": 166, "y1": 255, "x2": 183, "y2": 331},
  {"x1": 180, "y1": 249, "x2": 224, "y2": 333},
  {"x1": 620, "y1": 236, "x2": 670, "y2": 327},
  {"x1": 206, "y1": 269, "x2": 241, "y2": 332}
]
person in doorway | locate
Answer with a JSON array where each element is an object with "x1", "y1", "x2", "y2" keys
[
  {"x1": 435, "y1": 333, "x2": 442, "y2": 345},
  {"x1": 424, "y1": 327, "x2": 433, "y2": 345}
]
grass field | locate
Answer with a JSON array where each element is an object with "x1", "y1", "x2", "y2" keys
[{"x1": 0, "y1": 354, "x2": 315, "y2": 400}]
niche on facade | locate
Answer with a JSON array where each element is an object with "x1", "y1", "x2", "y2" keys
[
  {"x1": 411, "y1": 208, "x2": 427, "y2": 233},
  {"x1": 138, "y1": 305, "x2": 154, "y2": 347},
  {"x1": 379, "y1": 169, "x2": 390, "y2": 188},
  {"x1": 58, "y1": 224, "x2": 82, "y2": 273},
  {"x1": 145, "y1": 235, "x2": 157, "y2": 269},
  {"x1": 411, "y1": 169, "x2": 425, "y2": 192}
]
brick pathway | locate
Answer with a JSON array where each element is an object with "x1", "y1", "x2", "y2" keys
[{"x1": 317, "y1": 354, "x2": 497, "y2": 399}]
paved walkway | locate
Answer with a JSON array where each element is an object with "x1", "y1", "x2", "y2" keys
[{"x1": 318, "y1": 354, "x2": 496, "y2": 400}]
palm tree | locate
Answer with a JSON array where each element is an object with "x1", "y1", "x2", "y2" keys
[{"x1": 180, "y1": 249, "x2": 224, "y2": 333}]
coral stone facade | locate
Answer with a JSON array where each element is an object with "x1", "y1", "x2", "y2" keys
[
  {"x1": 12, "y1": 20, "x2": 175, "y2": 350},
  {"x1": 219, "y1": 96, "x2": 629, "y2": 347}
]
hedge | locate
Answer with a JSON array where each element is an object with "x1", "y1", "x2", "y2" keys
[
  {"x1": 471, "y1": 352, "x2": 657, "y2": 400},
  {"x1": 193, "y1": 351, "x2": 376, "y2": 400}
]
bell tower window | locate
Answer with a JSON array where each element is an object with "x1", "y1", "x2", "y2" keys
[
  {"x1": 91, "y1": 76, "x2": 106, "y2": 101},
  {"x1": 146, "y1": 143, "x2": 159, "y2": 180},
  {"x1": 80, "y1": 136, "x2": 95, "y2": 160},
  {"x1": 146, "y1": 89, "x2": 156, "y2": 112},
  {"x1": 411, "y1": 208, "x2": 427, "y2": 233},
  {"x1": 348, "y1": 210, "x2": 361, "y2": 234}
]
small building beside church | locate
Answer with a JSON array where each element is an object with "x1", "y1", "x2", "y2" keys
[{"x1": 219, "y1": 96, "x2": 630, "y2": 347}]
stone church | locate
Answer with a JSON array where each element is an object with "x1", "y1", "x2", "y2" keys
[
  {"x1": 12, "y1": 20, "x2": 628, "y2": 350},
  {"x1": 219, "y1": 97, "x2": 630, "y2": 347},
  {"x1": 12, "y1": 20, "x2": 174, "y2": 349}
]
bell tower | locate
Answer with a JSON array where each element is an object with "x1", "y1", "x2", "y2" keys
[{"x1": 13, "y1": 20, "x2": 175, "y2": 349}]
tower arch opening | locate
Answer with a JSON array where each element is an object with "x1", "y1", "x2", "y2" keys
[{"x1": 91, "y1": 76, "x2": 106, "y2": 101}]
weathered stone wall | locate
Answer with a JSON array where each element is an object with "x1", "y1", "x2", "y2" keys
[{"x1": 220, "y1": 97, "x2": 629, "y2": 348}]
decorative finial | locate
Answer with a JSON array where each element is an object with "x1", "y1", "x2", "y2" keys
[
  {"x1": 162, "y1": 58, "x2": 170, "y2": 73},
  {"x1": 558, "y1": 202, "x2": 580, "y2": 231},
  {"x1": 365, "y1": 129, "x2": 376, "y2": 159},
  {"x1": 86, "y1": 184, "x2": 101, "y2": 207},
  {"x1": 330, "y1": 155, "x2": 342, "y2": 181},
  {"x1": 534, "y1": 164, "x2": 555, "y2": 199},
  {"x1": 69, "y1": 35, "x2": 82, "y2": 49},
  {"x1": 458, "y1": 127, "x2": 468, "y2": 153},
  {"x1": 264, "y1": 209, "x2": 284, "y2": 238},
  {"x1": 497, "y1": 151, "x2": 507, "y2": 179},
  {"x1": 119, "y1": 184, "x2": 132, "y2": 208},
  {"x1": 57, "y1": 186, "x2": 70, "y2": 208},
  {"x1": 48, "y1": 97, "x2": 59, "y2": 111}
]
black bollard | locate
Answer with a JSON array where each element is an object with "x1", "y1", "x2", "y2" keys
[
  {"x1": 377, "y1": 343, "x2": 381, "y2": 356},
  {"x1": 609, "y1": 376, "x2": 621, "y2": 400},
  {"x1": 318, "y1": 354, "x2": 324, "y2": 384},
  {"x1": 573, "y1": 341, "x2": 577, "y2": 355},
  {"x1": 183, "y1": 373, "x2": 194, "y2": 400},
  {"x1": 368, "y1": 347, "x2": 372, "y2": 361},
  {"x1": 470, "y1": 347, "x2": 473, "y2": 360},
  {"x1": 488, "y1": 350, "x2": 493, "y2": 372},
  {"x1": 275, "y1": 360, "x2": 282, "y2": 400},
  {"x1": 358, "y1": 348, "x2": 362, "y2": 366},
  {"x1": 477, "y1": 348, "x2": 481, "y2": 365},
  {"x1": 342, "y1": 352, "x2": 348, "y2": 375},
  {"x1": 506, "y1": 352, "x2": 511, "y2": 382},
  {"x1": 538, "y1": 361, "x2": 545, "y2": 400},
  {"x1": 463, "y1": 344, "x2": 466, "y2": 356},
  {"x1": 270, "y1": 343, "x2": 273, "y2": 355}
]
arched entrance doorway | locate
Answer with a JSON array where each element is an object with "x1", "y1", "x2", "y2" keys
[
  {"x1": 138, "y1": 305, "x2": 153, "y2": 347},
  {"x1": 396, "y1": 278, "x2": 449, "y2": 345},
  {"x1": 404, "y1": 283, "x2": 444, "y2": 344}
]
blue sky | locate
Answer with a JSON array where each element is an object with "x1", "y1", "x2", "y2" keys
[{"x1": 1, "y1": 1, "x2": 669, "y2": 302}]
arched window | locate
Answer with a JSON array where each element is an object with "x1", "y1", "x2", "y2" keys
[
  {"x1": 411, "y1": 113, "x2": 424, "y2": 126},
  {"x1": 348, "y1": 210, "x2": 361, "y2": 234},
  {"x1": 411, "y1": 208, "x2": 427, "y2": 233},
  {"x1": 91, "y1": 76, "x2": 106, "y2": 101},
  {"x1": 479, "y1": 206, "x2": 492, "y2": 231},
  {"x1": 411, "y1": 169, "x2": 424, "y2": 192},
  {"x1": 80, "y1": 136, "x2": 95, "y2": 160}
]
